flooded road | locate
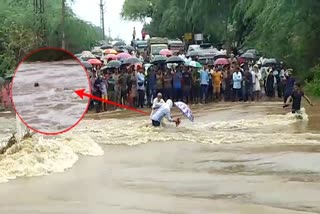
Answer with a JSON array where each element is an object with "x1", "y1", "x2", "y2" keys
[
  {"x1": 0, "y1": 101, "x2": 320, "y2": 213},
  {"x1": 11, "y1": 60, "x2": 89, "y2": 133}
]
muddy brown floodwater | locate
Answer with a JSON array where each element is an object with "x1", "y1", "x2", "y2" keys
[{"x1": 0, "y1": 101, "x2": 319, "y2": 214}]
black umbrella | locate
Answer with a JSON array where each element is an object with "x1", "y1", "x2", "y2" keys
[
  {"x1": 124, "y1": 45, "x2": 135, "y2": 52},
  {"x1": 262, "y1": 58, "x2": 277, "y2": 66},
  {"x1": 113, "y1": 41, "x2": 126, "y2": 47},
  {"x1": 214, "y1": 54, "x2": 228, "y2": 60},
  {"x1": 124, "y1": 57, "x2": 141, "y2": 65},
  {"x1": 80, "y1": 61, "x2": 92, "y2": 69},
  {"x1": 165, "y1": 56, "x2": 184, "y2": 64},
  {"x1": 114, "y1": 46, "x2": 125, "y2": 53},
  {"x1": 241, "y1": 52, "x2": 256, "y2": 60},
  {"x1": 100, "y1": 44, "x2": 113, "y2": 50},
  {"x1": 151, "y1": 55, "x2": 167, "y2": 64},
  {"x1": 104, "y1": 60, "x2": 121, "y2": 69}
]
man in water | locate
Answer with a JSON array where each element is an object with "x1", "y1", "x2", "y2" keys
[
  {"x1": 150, "y1": 92, "x2": 165, "y2": 117},
  {"x1": 151, "y1": 99, "x2": 180, "y2": 127},
  {"x1": 284, "y1": 83, "x2": 313, "y2": 114}
]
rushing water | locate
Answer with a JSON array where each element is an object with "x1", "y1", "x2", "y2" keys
[
  {"x1": 0, "y1": 102, "x2": 320, "y2": 213},
  {"x1": 11, "y1": 60, "x2": 89, "y2": 134}
]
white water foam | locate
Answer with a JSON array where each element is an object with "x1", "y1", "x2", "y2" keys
[{"x1": 0, "y1": 107, "x2": 318, "y2": 183}]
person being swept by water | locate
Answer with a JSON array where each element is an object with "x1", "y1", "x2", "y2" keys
[
  {"x1": 283, "y1": 83, "x2": 313, "y2": 114},
  {"x1": 151, "y1": 99, "x2": 180, "y2": 127},
  {"x1": 150, "y1": 92, "x2": 165, "y2": 117}
]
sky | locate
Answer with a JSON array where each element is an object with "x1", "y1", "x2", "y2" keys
[{"x1": 70, "y1": 0, "x2": 143, "y2": 43}]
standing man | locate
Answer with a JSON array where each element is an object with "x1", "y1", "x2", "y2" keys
[
  {"x1": 200, "y1": 64, "x2": 210, "y2": 103},
  {"x1": 232, "y1": 66, "x2": 242, "y2": 102},
  {"x1": 137, "y1": 65, "x2": 146, "y2": 108},
  {"x1": 182, "y1": 67, "x2": 192, "y2": 104},
  {"x1": 132, "y1": 27, "x2": 136, "y2": 40}
]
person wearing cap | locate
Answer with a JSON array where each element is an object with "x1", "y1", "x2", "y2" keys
[
  {"x1": 150, "y1": 92, "x2": 165, "y2": 117},
  {"x1": 151, "y1": 99, "x2": 180, "y2": 127}
]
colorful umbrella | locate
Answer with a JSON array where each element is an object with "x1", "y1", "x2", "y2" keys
[
  {"x1": 117, "y1": 52, "x2": 132, "y2": 60},
  {"x1": 214, "y1": 58, "x2": 230, "y2": 66},
  {"x1": 187, "y1": 61, "x2": 202, "y2": 68},
  {"x1": 88, "y1": 58, "x2": 102, "y2": 65},
  {"x1": 159, "y1": 49, "x2": 173, "y2": 56},
  {"x1": 105, "y1": 54, "x2": 117, "y2": 61},
  {"x1": 103, "y1": 49, "x2": 117, "y2": 54},
  {"x1": 174, "y1": 101, "x2": 194, "y2": 122}
]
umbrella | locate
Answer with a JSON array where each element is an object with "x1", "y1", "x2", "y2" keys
[
  {"x1": 151, "y1": 55, "x2": 167, "y2": 64},
  {"x1": 103, "y1": 49, "x2": 117, "y2": 54},
  {"x1": 117, "y1": 52, "x2": 132, "y2": 60},
  {"x1": 124, "y1": 45, "x2": 135, "y2": 52},
  {"x1": 80, "y1": 61, "x2": 92, "y2": 69},
  {"x1": 262, "y1": 58, "x2": 277, "y2": 66},
  {"x1": 214, "y1": 54, "x2": 228, "y2": 60},
  {"x1": 74, "y1": 53, "x2": 82, "y2": 58},
  {"x1": 82, "y1": 51, "x2": 93, "y2": 55},
  {"x1": 124, "y1": 57, "x2": 141, "y2": 65},
  {"x1": 187, "y1": 51, "x2": 200, "y2": 57},
  {"x1": 214, "y1": 58, "x2": 230, "y2": 66},
  {"x1": 80, "y1": 56, "x2": 96, "y2": 61},
  {"x1": 88, "y1": 58, "x2": 102, "y2": 65},
  {"x1": 187, "y1": 61, "x2": 202, "y2": 68},
  {"x1": 241, "y1": 52, "x2": 255, "y2": 60},
  {"x1": 165, "y1": 56, "x2": 184, "y2": 64},
  {"x1": 105, "y1": 54, "x2": 117, "y2": 61},
  {"x1": 114, "y1": 46, "x2": 125, "y2": 53},
  {"x1": 104, "y1": 60, "x2": 121, "y2": 69},
  {"x1": 100, "y1": 44, "x2": 113, "y2": 50},
  {"x1": 159, "y1": 49, "x2": 173, "y2": 56},
  {"x1": 174, "y1": 101, "x2": 194, "y2": 122},
  {"x1": 113, "y1": 41, "x2": 126, "y2": 47}
]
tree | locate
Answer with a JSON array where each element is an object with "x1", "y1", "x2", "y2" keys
[{"x1": 0, "y1": 0, "x2": 103, "y2": 77}]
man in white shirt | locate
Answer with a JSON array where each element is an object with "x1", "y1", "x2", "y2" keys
[
  {"x1": 151, "y1": 99, "x2": 180, "y2": 127},
  {"x1": 150, "y1": 93, "x2": 165, "y2": 118}
]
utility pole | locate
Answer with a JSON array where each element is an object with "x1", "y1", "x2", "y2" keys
[
  {"x1": 108, "y1": 27, "x2": 111, "y2": 40},
  {"x1": 100, "y1": 0, "x2": 106, "y2": 40},
  {"x1": 61, "y1": 0, "x2": 66, "y2": 49}
]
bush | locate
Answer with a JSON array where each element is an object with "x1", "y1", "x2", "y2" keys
[{"x1": 305, "y1": 65, "x2": 320, "y2": 96}]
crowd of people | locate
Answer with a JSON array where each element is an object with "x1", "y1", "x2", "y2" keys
[{"x1": 88, "y1": 51, "x2": 305, "y2": 114}]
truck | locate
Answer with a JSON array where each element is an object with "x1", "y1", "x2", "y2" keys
[
  {"x1": 132, "y1": 40, "x2": 148, "y2": 54},
  {"x1": 147, "y1": 37, "x2": 169, "y2": 60},
  {"x1": 168, "y1": 39, "x2": 184, "y2": 53}
]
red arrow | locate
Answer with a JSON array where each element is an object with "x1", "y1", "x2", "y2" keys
[{"x1": 75, "y1": 89, "x2": 149, "y2": 116}]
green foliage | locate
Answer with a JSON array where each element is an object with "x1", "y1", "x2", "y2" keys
[
  {"x1": 305, "y1": 65, "x2": 320, "y2": 96},
  {"x1": 121, "y1": 0, "x2": 154, "y2": 21},
  {"x1": 0, "y1": 0, "x2": 103, "y2": 78}
]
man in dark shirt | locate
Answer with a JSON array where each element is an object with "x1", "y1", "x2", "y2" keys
[
  {"x1": 182, "y1": 68, "x2": 192, "y2": 104},
  {"x1": 284, "y1": 69, "x2": 295, "y2": 104},
  {"x1": 284, "y1": 83, "x2": 313, "y2": 114}
]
